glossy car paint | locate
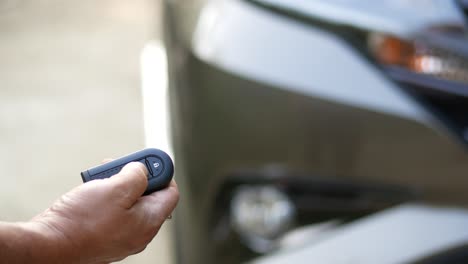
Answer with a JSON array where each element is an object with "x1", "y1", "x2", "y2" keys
[
  {"x1": 251, "y1": 204, "x2": 468, "y2": 264},
  {"x1": 256, "y1": 0, "x2": 465, "y2": 36},
  {"x1": 162, "y1": 0, "x2": 468, "y2": 263}
]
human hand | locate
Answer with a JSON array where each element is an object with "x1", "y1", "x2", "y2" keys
[{"x1": 26, "y1": 162, "x2": 179, "y2": 264}]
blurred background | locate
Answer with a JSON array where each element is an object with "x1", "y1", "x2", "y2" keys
[
  {"x1": 0, "y1": 0, "x2": 173, "y2": 263},
  {"x1": 3, "y1": 0, "x2": 468, "y2": 264}
]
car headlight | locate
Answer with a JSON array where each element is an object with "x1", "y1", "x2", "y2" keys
[
  {"x1": 251, "y1": 0, "x2": 468, "y2": 143},
  {"x1": 368, "y1": 31, "x2": 468, "y2": 96}
]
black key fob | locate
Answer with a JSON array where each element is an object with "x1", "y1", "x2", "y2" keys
[{"x1": 81, "y1": 148, "x2": 174, "y2": 195}]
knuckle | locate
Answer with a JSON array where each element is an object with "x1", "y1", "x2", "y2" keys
[
  {"x1": 131, "y1": 245, "x2": 147, "y2": 255},
  {"x1": 166, "y1": 186, "x2": 180, "y2": 206},
  {"x1": 172, "y1": 187, "x2": 180, "y2": 201}
]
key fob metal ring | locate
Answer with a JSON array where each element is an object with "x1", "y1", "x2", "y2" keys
[{"x1": 81, "y1": 148, "x2": 174, "y2": 195}]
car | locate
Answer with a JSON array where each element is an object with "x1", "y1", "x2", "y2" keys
[{"x1": 160, "y1": 0, "x2": 468, "y2": 263}]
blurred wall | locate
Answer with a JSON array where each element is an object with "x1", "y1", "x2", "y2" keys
[{"x1": 0, "y1": 0, "x2": 172, "y2": 263}]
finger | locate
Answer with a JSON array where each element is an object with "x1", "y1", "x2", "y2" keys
[
  {"x1": 146, "y1": 180, "x2": 179, "y2": 212},
  {"x1": 101, "y1": 158, "x2": 114, "y2": 164},
  {"x1": 108, "y1": 162, "x2": 149, "y2": 208},
  {"x1": 132, "y1": 179, "x2": 179, "y2": 223}
]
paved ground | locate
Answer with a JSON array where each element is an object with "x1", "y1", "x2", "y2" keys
[{"x1": 0, "y1": 0, "x2": 173, "y2": 263}]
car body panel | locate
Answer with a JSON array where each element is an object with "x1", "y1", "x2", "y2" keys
[
  {"x1": 161, "y1": 0, "x2": 468, "y2": 263},
  {"x1": 255, "y1": 0, "x2": 465, "y2": 36},
  {"x1": 192, "y1": 0, "x2": 433, "y2": 122},
  {"x1": 251, "y1": 204, "x2": 468, "y2": 264}
]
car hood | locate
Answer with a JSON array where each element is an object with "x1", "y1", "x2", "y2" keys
[{"x1": 253, "y1": 0, "x2": 466, "y2": 36}]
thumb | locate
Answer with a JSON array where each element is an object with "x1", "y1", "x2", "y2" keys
[{"x1": 108, "y1": 162, "x2": 149, "y2": 208}]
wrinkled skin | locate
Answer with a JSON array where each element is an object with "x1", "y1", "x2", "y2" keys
[{"x1": 1, "y1": 162, "x2": 179, "y2": 264}]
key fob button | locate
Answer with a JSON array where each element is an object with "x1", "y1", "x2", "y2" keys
[
  {"x1": 81, "y1": 148, "x2": 174, "y2": 194},
  {"x1": 146, "y1": 156, "x2": 164, "y2": 177}
]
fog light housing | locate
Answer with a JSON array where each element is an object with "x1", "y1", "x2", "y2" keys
[{"x1": 230, "y1": 185, "x2": 295, "y2": 253}]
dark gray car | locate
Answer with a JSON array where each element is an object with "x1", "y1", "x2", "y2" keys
[{"x1": 161, "y1": 0, "x2": 468, "y2": 263}]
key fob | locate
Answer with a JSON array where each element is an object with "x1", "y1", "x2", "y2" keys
[{"x1": 81, "y1": 148, "x2": 174, "y2": 195}]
